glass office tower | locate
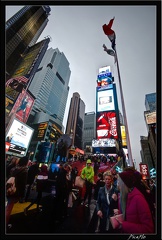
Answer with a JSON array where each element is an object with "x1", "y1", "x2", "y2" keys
[
  {"x1": 28, "y1": 47, "x2": 71, "y2": 127},
  {"x1": 6, "y1": 5, "x2": 51, "y2": 79}
]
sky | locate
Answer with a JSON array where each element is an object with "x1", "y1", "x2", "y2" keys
[{"x1": 5, "y1": 4, "x2": 156, "y2": 171}]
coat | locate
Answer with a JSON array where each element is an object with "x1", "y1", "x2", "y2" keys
[
  {"x1": 121, "y1": 187, "x2": 154, "y2": 233},
  {"x1": 96, "y1": 185, "x2": 118, "y2": 232}
]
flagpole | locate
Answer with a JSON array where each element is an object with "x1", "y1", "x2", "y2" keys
[
  {"x1": 102, "y1": 18, "x2": 133, "y2": 167},
  {"x1": 114, "y1": 48, "x2": 133, "y2": 167}
]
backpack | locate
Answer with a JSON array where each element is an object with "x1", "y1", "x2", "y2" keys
[{"x1": 6, "y1": 176, "x2": 16, "y2": 196}]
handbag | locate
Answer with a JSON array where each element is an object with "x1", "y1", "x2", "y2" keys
[
  {"x1": 75, "y1": 176, "x2": 85, "y2": 188},
  {"x1": 110, "y1": 214, "x2": 124, "y2": 229}
]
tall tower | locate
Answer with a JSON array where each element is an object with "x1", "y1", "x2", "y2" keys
[
  {"x1": 65, "y1": 92, "x2": 85, "y2": 149},
  {"x1": 28, "y1": 47, "x2": 71, "y2": 129},
  {"x1": 6, "y1": 5, "x2": 51, "y2": 79}
]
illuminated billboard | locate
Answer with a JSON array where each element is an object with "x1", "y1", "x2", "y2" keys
[
  {"x1": 99, "y1": 66, "x2": 111, "y2": 74},
  {"x1": 92, "y1": 138, "x2": 116, "y2": 147},
  {"x1": 10, "y1": 90, "x2": 35, "y2": 123},
  {"x1": 97, "y1": 72, "x2": 113, "y2": 87},
  {"x1": 96, "y1": 112, "x2": 118, "y2": 139},
  {"x1": 36, "y1": 122, "x2": 48, "y2": 141},
  {"x1": 120, "y1": 125, "x2": 127, "y2": 147},
  {"x1": 6, "y1": 118, "x2": 34, "y2": 157},
  {"x1": 97, "y1": 89, "x2": 115, "y2": 112},
  {"x1": 145, "y1": 111, "x2": 156, "y2": 125}
]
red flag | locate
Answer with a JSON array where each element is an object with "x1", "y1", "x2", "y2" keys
[{"x1": 102, "y1": 17, "x2": 116, "y2": 51}]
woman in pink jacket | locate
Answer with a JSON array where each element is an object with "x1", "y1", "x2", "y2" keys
[{"x1": 115, "y1": 170, "x2": 154, "y2": 233}]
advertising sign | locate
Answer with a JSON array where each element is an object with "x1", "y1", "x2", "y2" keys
[
  {"x1": 97, "y1": 72, "x2": 113, "y2": 87},
  {"x1": 145, "y1": 111, "x2": 156, "y2": 125},
  {"x1": 6, "y1": 118, "x2": 34, "y2": 157},
  {"x1": 36, "y1": 122, "x2": 48, "y2": 141},
  {"x1": 99, "y1": 66, "x2": 111, "y2": 74},
  {"x1": 120, "y1": 125, "x2": 127, "y2": 147},
  {"x1": 96, "y1": 112, "x2": 118, "y2": 139},
  {"x1": 92, "y1": 138, "x2": 116, "y2": 147},
  {"x1": 139, "y1": 163, "x2": 150, "y2": 178},
  {"x1": 10, "y1": 90, "x2": 35, "y2": 123},
  {"x1": 97, "y1": 89, "x2": 115, "y2": 112}
]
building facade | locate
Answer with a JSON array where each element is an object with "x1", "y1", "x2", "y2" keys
[
  {"x1": 65, "y1": 92, "x2": 85, "y2": 150},
  {"x1": 27, "y1": 47, "x2": 71, "y2": 131},
  {"x1": 83, "y1": 112, "x2": 96, "y2": 154},
  {"x1": 6, "y1": 5, "x2": 51, "y2": 80}
]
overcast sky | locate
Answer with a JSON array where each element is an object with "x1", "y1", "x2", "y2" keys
[{"x1": 5, "y1": 4, "x2": 156, "y2": 170}]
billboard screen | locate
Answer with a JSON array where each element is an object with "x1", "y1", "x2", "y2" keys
[
  {"x1": 92, "y1": 138, "x2": 116, "y2": 147},
  {"x1": 96, "y1": 112, "x2": 118, "y2": 139},
  {"x1": 97, "y1": 89, "x2": 115, "y2": 112},
  {"x1": 145, "y1": 111, "x2": 156, "y2": 125},
  {"x1": 99, "y1": 66, "x2": 111, "y2": 74},
  {"x1": 120, "y1": 125, "x2": 127, "y2": 147},
  {"x1": 10, "y1": 90, "x2": 35, "y2": 123},
  {"x1": 6, "y1": 118, "x2": 34, "y2": 157},
  {"x1": 97, "y1": 72, "x2": 113, "y2": 87}
]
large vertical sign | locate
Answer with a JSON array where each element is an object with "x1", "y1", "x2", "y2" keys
[
  {"x1": 96, "y1": 112, "x2": 118, "y2": 139},
  {"x1": 10, "y1": 90, "x2": 35, "y2": 123}
]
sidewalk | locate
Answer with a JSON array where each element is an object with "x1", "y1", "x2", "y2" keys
[{"x1": 6, "y1": 190, "x2": 97, "y2": 234}]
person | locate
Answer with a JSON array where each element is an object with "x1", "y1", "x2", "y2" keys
[
  {"x1": 55, "y1": 163, "x2": 70, "y2": 221},
  {"x1": 93, "y1": 172, "x2": 105, "y2": 201},
  {"x1": 6, "y1": 156, "x2": 29, "y2": 226},
  {"x1": 25, "y1": 160, "x2": 39, "y2": 202},
  {"x1": 116, "y1": 169, "x2": 154, "y2": 233},
  {"x1": 24, "y1": 164, "x2": 48, "y2": 215},
  {"x1": 80, "y1": 159, "x2": 94, "y2": 208},
  {"x1": 6, "y1": 156, "x2": 19, "y2": 180},
  {"x1": 96, "y1": 171, "x2": 118, "y2": 233}
]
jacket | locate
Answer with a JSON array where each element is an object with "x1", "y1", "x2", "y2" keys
[
  {"x1": 121, "y1": 187, "x2": 154, "y2": 233},
  {"x1": 96, "y1": 185, "x2": 118, "y2": 231},
  {"x1": 80, "y1": 165, "x2": 94, "y2": 184}
]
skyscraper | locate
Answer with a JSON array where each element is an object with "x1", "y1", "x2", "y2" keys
[
  {"x1": 66, "y1": 92, "x2": 85, "y2": 150},
  {"x1": 6, "y1": 5, "x2": 51, "y2": 79},
  {"x1": 83, "y1": 112, "x2": 96, "y2": 153},
  {"x1": 28, "y1": 47, "x2": 71, "y2": 129}
]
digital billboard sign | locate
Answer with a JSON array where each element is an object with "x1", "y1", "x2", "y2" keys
[
  {"x1": 92, "y1": 138, "x2": 116, "y2": 147},
  {"x1": 10, "y1": 90, "x2": 35, "y2": 123},
  {"x1": 96, "y1": 112, "x2": 118, "y2": 139},
  {"x1": 6, "y1": 118, "x2": 34, "y2": 157},
  {"x1": 97, "y1": 89, "x2": 115, "y2": 112}
]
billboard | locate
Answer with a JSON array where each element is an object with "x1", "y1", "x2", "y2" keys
[
  {"x1": 96, "y1": 112, "x2": 118, "y2": 139},
  {"x1": 35, "y1": 122, "x2": 48, "y2": 141},
  {"x1": 9, "y1": 90, "x2": 35, "y2": 123},
  {"x1": 139, "y1": 163, "x2": 150, "y2": 179},
  {"x1": 97, "y1": 89, "x2": 115, "y2": 112},
  {"x1": 97, "y1": 72, "x2": 113, "y2": 87},
  {"x1": 145, "y1": 111, "x2": 156, "y2": 125},
  {"x1": 6, "y1": 118, "x2": 34, "y2": 157},
  {"x1": 120, "y1": 125, "x2": 127, "y2": 147},
  {"x1": 92, "y1": 138, "x2": 116, "y2": 147},
  {"x1": 98, "y1": 66, "x2": 111, "y2": 74}
]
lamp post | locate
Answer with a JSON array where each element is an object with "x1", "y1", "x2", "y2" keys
[{"x1": 103, "y1": 44, "x2": 133, "y2": 167}]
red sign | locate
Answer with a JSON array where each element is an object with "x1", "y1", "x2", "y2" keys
[
  {"x1": 96, "y1": 112, "x2": 118, "y2": 139},
  {"x1": 139, "y1": 163, "x2": 150, "y2": 178}
]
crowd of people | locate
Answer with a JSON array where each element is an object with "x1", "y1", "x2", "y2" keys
[{"x1": 6, "y1": 155, "x2": 156, "y2": 234}]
